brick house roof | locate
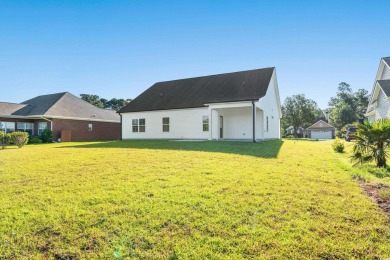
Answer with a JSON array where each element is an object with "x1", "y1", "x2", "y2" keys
[{"x1": 0, "y1": 92, "x2": 119, "y2": 122}]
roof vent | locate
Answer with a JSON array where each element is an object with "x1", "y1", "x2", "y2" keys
[
  {"x1": 92, "y1": 114, "x2": 96, "y2": 117},
  {"x1": 242, "y1": 81, "x2": 245, "y2": 86},
  {"x1": 160, "y1": 93, "x2": 163, "y2": 97}
]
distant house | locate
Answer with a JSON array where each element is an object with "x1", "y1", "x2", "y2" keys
[
  {"x1": 365, "y1": 57, "x2": 390, "y2": 122},
  {"x1": 305, "y1": 120, "x2": 335, "y2": 139},
  {"x1": 118, "y1": 68, "x2": 282, "y2": 141},
  {"x1": 0, "y1": 92, "x2": 120, "y2": 141},
  {"x1": 285, "y1": 126, "x2": 306, "y2": 137}
]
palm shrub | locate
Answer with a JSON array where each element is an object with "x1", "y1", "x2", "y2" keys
[
  {"x1": 351, "y1": 119, "x2": 390, "y2": 167},
  {"x1": 11, "y1": 131, "x2": 29, "y2": 148}
]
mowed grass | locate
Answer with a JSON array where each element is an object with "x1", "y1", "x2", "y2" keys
[{"x1": 1, "y1": 140, "x2": 390, "y2": 259}]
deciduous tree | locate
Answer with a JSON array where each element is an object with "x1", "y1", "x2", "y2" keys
[{"x1": 282, "y1": 94, "x2": 319, "y2": 137}]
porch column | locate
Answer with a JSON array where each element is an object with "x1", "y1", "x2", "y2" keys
[{"x1": 252, "y1": 101, "x2": 256, "y2": 142}]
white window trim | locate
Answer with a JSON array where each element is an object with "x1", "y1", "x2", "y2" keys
[
  {"x1": 162, "y1": 117, "x2": 170, "y2": 132},
  {"x1": 202, "y1": 116, "x2": 209, "y2": 132},
  {"x1": 132, "y1": 118, "x2": 145, "y2": 133}
]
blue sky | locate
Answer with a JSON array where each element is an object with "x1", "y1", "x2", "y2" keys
[{"x1": 1, "y1": 1, "x2": 389, "y2": 108}]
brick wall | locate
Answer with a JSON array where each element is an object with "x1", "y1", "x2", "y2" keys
[{"x1": 51, "y1": 119, "x2": 120, "y2": 141}]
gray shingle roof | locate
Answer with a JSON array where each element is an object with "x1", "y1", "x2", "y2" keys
[
  {"x1": 1, "y1": 92, "x2": 120, "y2": 122},
  {"x1": 119, "y1": 67, "x2": 275, "y2": 113},
  {"x1": 0, "y1": 102, "x2": 27, "y2": 115},
  {"x1": 306, "y1": 120, "x2": 335, "y2": 130},
  {"x1": 383, "y1": 57, "x2": 390, "y2": 67},
  {"x1": 378, "y1": 80, "x2": 390, "y2": 96}
]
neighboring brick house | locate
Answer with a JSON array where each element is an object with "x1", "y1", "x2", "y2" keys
[{"x1": 0, "y1": 92, "x2": 120, "y2": 141}]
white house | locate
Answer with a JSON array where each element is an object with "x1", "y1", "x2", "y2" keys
[
  {"x1": 365, "y1": 57, "x2": 390, "y2": 122},
  {"x1": 118, "y1": 68, "x2": 282, "y2": 141}
]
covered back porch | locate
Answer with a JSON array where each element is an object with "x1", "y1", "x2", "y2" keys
[{"x1": 206, "y1": 101, "x2": 264, "y2": 141}]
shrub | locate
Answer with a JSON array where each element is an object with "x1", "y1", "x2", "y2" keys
[
  {"x1": 0, "y1": 131, "x2": 12, "y2": 149},
  {"x1": 286, "y1": 134, "x2": 294, "y2": 139},
  {"x1": 332, "y1": 138, "x2": 345, "y2": 153},
  {"x1": 28, "y1": 135, "x2": 42, "y2": 144},
  {"x1": 335, "y1": 130, "x2": 343, "y2": 138},
  {"x1": 41, "y1": 129, "x2": 53, "y2": 143},
  {"x1": 11, "y1": 131, "x2": 29, "y2": 148}
]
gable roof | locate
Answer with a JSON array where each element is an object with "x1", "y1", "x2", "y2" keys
[
  {"x1": 306, "y1": 120, "x2": 335, "y2": 130},
  {"x1": 377, "y1": 80, "x2": 390, "y2": 96},
  {"x1": 119, "y1": 67, "x2": 275, "y2": 113},
  {"x1": 383, "y1": 57, "x2": 390, "y2": 67},
  {"x1": 1, "y1": 92, "x2": 120, "y2": 122}
]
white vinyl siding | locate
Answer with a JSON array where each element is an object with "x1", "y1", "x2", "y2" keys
[
  {"x1": 381, "y1": 64, "x2": 390, "y2": 80},
  {"x1": 375, "y1": 89, "x2": 390, "y2": 120},
  {"x1": 122, "y1": 107, "x2": 211, "y2": 139}
]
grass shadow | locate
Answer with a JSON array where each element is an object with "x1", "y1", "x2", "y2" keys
[{"x1": 57, "y1": 139, "x2": 284, "y2": 158}]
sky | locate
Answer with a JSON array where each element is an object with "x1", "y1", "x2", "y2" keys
[{"x1": 1, "y1": 1, "x2": 389, "y2": 108}]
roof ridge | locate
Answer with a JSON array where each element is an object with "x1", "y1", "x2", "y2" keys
[
  {"x1": 0, "y1": 101, "x2": 24, "y2": 105},
  {"x1": 154, "y1": 67, "x2": 275, "y2": 84}
]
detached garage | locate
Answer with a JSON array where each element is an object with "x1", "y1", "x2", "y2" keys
[{"x1": 306, "y1": 120, "x2": 335, "y2": 140}]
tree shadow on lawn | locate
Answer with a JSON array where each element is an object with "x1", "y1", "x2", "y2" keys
[{"x1": 57, "y1": 139, "x2": 284, "y2": 158}]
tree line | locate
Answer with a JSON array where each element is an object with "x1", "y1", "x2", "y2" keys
[
  {"x1": 80, "y1": 94, "x2": 132, "y2": 111},
  {"x1": 282, "y1": 82, "x2": 369, "y2": 136}
]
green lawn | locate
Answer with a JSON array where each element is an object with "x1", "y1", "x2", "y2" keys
[{"x1": 1, "y1": 140, "x2": 390, "y2": 258}]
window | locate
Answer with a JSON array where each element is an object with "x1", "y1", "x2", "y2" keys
[
  {"x1": 17, "y1": 122, "x2": 34, "y2": 135},
  {"x1": 162, "y1": 117, "x2": 169, "y2": 132},
  {"x1": 266, "y1": 116, "x2": 269, "y2": 132},
  {"x1": 88, "y1": 124, "x2": 93, "y2": 131},
  {"x1": 38, "y1": 122, "x2": 48, "y2": 135},
  {"x1": 132, "y1": 118, "x2": 145, "y2": 133},
  {"x1": 202, "y1": 116, "x2": 209, "y2": 131},
  {"x1": 0, "y1": 121, "x2": 15, "y2": 133}
]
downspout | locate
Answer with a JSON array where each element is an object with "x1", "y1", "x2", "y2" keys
[
  {"x1": 40, "y1": 117, "x2": 53, "y2": 131},
  {"x1": 252, "y1": 101, "x2": 256, "y2": 143},
  {"x1": 119, "y1": 113, "x2": 122, "y2": 141}
]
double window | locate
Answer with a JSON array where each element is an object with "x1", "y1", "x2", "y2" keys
[
  {"x1": 16, "y1": 122, "x2": 34, "y2": 135},
  {"x1": 202, "y1": 116, "x2": 209, "y2": 131},
  {"x1": 0, "y1": 121, "x2": 15, "y2": 133},
  {"x1": 38, "y1": 122, "x2": 48, "y2": 135},
  {"x1": 162, "y1": 117, "x2": 169, "y2": 132},
  {"x1": 132, "y1": 119, "x2": 145, "y2": 132}
]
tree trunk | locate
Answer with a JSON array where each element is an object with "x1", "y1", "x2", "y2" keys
[
  {"x1": 376, "y1": 142, "x2": 387, "y2": 168},
  {"x1": 377, "y1": 157, "x2": 387, "y2": 168}
]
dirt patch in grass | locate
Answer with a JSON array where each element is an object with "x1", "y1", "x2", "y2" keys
[{"x1": 357, "y1": 177, "x2": 390, "y2": 218}]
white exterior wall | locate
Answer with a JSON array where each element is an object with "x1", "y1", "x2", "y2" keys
[
  {"x1": 121, "y1": 107, "x2": 210, "y2": 139},
  {"x1": 218, "y1": 107, "x2": 252, "y2": 139},
  {"x1": 257, "y1": 71, "x2": 281, "y2": 139},
  {"x1": 121, "y1": 70, "x2": 281, "y2": 141},
  {"x1": 381, "y1": 65, "x2": 390, "y2": 80},
  {"x1": 374, "y1": 89, "x2": 390, "y2": 120}
]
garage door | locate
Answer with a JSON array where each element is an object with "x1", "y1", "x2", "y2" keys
[{"x1": 311, "y1": 130, "x2": 332, "y2": 139}]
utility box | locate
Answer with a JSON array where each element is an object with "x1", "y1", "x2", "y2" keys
[{"x1": 61, "y1": 129, "x2": 72, "y2": 142}]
